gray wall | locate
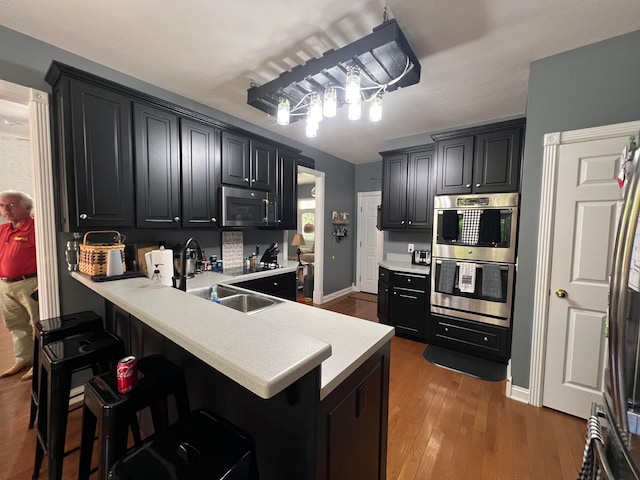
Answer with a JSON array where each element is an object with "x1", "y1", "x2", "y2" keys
[
  {"x1": 512, "y1": 29, "x2": 640, "y2": 388},
  {"x1": 0, "y1": 25, "x2": 358, "y2": 312}
]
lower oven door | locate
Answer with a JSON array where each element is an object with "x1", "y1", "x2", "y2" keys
[{"x1": 430, "y1": 258, "x2": 514, "y2": 328}]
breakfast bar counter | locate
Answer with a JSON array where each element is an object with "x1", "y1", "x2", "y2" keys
[{"x1": 71, "y1": 271, "x2": 394, "y2": 479}]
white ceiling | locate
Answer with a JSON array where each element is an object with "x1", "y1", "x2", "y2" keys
[{"x1": 1, "y1": 0, "x2": 639, "y2": 163}]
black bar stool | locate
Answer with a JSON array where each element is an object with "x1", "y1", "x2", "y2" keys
[
  {"x1": 78, "y1": 354, "x2": 190, "y2": 480},
  {"x1": 33, "y1": 330, "x2": 125, "y2": 480},
  {"x1": 29, "y1": 311, "x2": 104, "y2": 429},
  {"x1": 109, "y1": 409, "x2": 254, "y2": 480}
]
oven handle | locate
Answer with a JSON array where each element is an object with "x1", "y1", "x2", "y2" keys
[
  {"x1": 436, "y1": 208, "x2": 514, "y2": 214},
  {"x1": 433, "y1": 259, "x2": 511, "y2": 270}
]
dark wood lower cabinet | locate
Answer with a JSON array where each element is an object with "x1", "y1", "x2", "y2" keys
[{"x1": 107, "y1": 303, "x2": 390, "y2": 480}]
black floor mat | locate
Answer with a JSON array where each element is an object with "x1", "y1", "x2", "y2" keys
[{"x1": 423, "y1": 345, "x2": 506, "y2": 381}]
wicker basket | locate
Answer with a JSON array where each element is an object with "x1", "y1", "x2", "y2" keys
[{"x1": 79, "y1": 230, "x2": 126, "y2": 276}]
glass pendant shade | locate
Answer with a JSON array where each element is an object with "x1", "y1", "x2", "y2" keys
[
  {"x1": 306, "y1": 114, "x2": 318, "y2": 137},
  {"x1": 309, "y1": 93, "x2": 323, "y2": 122},
  {"x1": 345, "y1": 68, "x2": 361, "y2": 104},
  {"x1": 348, "y1": 100, "x2": 361, "y2": 121},
  {"x1": 277, "y1": 98, "x2": 290, "y2": 125},
  {"x1": 369, "y1": 95, "x2": 382, "y2": 122},
  {"x1": 323, "y1": 87, "x2": 337, "y2": 117}
]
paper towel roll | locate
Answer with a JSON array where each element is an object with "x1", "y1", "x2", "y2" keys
[{"x1": 147, "y1": 248, "x2": 174, "y2": 286}]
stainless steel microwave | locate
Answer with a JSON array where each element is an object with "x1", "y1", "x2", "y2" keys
[{"x1": 220, "y1": 186, "x2": 277, "y2": 228}]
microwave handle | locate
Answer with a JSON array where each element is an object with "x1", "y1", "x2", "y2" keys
[{"x1": 263, "y1": 198, "x2": 269, "y2": 222}]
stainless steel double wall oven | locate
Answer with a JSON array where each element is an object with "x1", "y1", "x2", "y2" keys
[{"x1": 431, "y1": 193, "x2": 519, "y2": 328}]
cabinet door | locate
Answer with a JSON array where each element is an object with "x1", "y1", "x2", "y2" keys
[
  {"x1": 406, "y1": 149, "x2": 435, "y2": 229},
  {"x1": 221, "y1": 130, "x2": 250, "y2": 188},
  {"x1": 276, "y1": 149, "x2": 298, "y2": 230},
  {"x1": 390, "y1": 287, "x2": 426, "y2": 338},
  {"x1": 180, "y1": 119, "x2": 220, "y2": 228},
  {"x1": 69, "y1": 80, "x2": 134, "y2": 228},
  {"x1": 328, "y1": 361, "x2": 382, "y2": 480},
  {"x1": 435, "y1": 136, "x2": 474, "y2": 195},
  {"x1": 377, "y1": 279, "x2": 389, "y2": 324},
  {"x1": 473, "y1": 128, "x2": 522, "y2": 193},
  {"x1": 381, "y1": 153, "x2": 408, "y2": 229},
  {"x1": 134, "y1": 103, "x2": 180, "y2": 228},
  {"x1": 251, "y1": 139, "x2": 277, "y2": 191}
]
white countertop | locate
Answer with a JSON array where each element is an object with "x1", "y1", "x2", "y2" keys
[
  {"x1": 72, "y1": 267, "x2": 394, "y2": 401},
  {"x1": 379, "y1": 259, "x2": 430, "y2": 275}
]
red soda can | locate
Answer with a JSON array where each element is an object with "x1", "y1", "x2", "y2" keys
[{"x1": 116, "y1": 355, "x2": 138, "y2": 394}]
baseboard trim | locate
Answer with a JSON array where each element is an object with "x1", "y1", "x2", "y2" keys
[
  {"x1": 507, "y1": 383, "x2": 530, "y2": 404},
  {"x1": 321, "y1": 286, "x2": 356, "y2": 303}
]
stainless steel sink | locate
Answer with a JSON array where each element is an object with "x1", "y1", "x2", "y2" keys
[{"x1": 186, "y1": 284, "x2": 282, "y2": 314}]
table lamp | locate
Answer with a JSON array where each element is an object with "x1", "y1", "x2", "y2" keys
[{"x1": 291, "y1": 233, "x2": 306, "y2": 266}]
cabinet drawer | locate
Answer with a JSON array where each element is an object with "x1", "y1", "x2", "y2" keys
[
  {"x1": 434, "y1": 320, "x2": 499, "y2": 350},
  {"x1": 390, "y1": 271, "x2": 427, "y2": 291},
  {"x1": 378, "y1": 267, "x2": 390, "y2": 283}
]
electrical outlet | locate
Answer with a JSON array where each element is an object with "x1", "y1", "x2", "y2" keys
[{"x1": 408, "y1": 243, "x2": 414, "y2": 253}]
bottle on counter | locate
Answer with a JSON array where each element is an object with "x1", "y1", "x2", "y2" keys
[
  {"x1": 65, "y1": 232, "x2": 81, "y2": 271},
  {"x1": 250, "y1": 253, "x2": 257, "y2": 270}
]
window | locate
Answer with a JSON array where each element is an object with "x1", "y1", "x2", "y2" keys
[{"x1": 299, "y1": 198, "x2": 315, "y2": 243}]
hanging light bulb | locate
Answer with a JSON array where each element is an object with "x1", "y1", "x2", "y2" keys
[
  {"x1": 306, "y1": 112, "x2": 318, "y2": 137},
  {"x1": 348, "y1": 100, "x2": 361, "y2": 121},
  {"x1": 277, "y1": 98, "x2": 290, "y2": 125},
  {"x1": 323, "y1": 86, "x2": 337, "y2": 118},
  {"x1": 369, "y1": 95, "x2": 382, "y2": 122},
  {"x1": 309, "y1": 93, "x2": 323, "y2": 123},
  {"x1": 345, "y1": 68, "x2": 361, "y2": 104}
]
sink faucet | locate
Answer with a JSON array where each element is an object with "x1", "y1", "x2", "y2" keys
[{"x1": 176, "y1": 237, "x2": 202, "y2": 291}]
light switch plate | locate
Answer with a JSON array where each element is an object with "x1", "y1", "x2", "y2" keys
[{"x1": 408, "y1": 243, "x2": 414, "y2": 253}]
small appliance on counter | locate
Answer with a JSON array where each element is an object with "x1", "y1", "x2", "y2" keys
[{"x1": 411, "y1": 249, "x2": 431, "y2": 266}]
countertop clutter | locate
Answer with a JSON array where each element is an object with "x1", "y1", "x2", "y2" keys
[{"x1": 71, "y1": 267, "x2": 394, "y2": 400}]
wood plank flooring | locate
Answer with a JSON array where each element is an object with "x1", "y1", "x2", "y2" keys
[{"x1": 0, "y1": 294, "x2": 586, "y2": 479}]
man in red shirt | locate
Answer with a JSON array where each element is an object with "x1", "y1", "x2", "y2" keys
[{"x1": 0, "y1": 190, "x2": 38, "y2": 380}]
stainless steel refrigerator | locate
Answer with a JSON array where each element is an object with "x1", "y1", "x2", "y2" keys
[{"x1": 587, "y1": 142, "x2": 640, "y2": 479}]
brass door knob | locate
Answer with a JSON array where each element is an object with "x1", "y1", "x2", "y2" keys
[{"x1": 555, "y1": 289, "x2": 568, "y2": 298}]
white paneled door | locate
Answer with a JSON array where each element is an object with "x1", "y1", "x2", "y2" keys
[
  {"x1": 543, "y1": 135, "x2": 625, "y2": 418},
  {"x1": 357, "y1": 192, "x2": 382, "y2": 294}
]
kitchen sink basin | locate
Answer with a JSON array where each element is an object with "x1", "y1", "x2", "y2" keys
[{"x1": 186, "y1": 284, "x2": 282, "y2": 314}]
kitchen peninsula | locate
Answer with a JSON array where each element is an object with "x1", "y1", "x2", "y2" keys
[{"x1": 72, "y1": 268, "x2": 394, "y2": 479}]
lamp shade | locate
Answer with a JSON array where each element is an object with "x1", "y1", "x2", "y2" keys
[{"x1": 291, "y1": 233, "x2": 305, "y2": 247}]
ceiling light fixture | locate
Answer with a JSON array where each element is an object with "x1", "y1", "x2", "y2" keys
[{"x1": 247, "y1": 12, "x2": 421, "y2": 138}]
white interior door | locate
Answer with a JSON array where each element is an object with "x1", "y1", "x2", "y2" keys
[
  {"x1": 543, "y1": 136, "x2": 624, "y2": 418},
  {"x1": 357, "y1": 192, "x2": 382, "y2": 293}
]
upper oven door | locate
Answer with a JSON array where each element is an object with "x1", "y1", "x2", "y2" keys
[{"x1": 432, "y1": 193, "x2": 519, "y2": 263}]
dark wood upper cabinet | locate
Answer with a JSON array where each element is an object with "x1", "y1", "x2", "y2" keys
[
  {"x1": 180, "y1": 118, "x2": 220, "y2": 228},
  {"x1": 434, "y1": 136, "x2": 474, "y2": 195},
  {"x1": 380, "y1": 146, "x2": 435, "y2": 230},
  {"x1": 473, "y1": 128, "x2": 522, "y2": 194},
  {"x1": 221, "y1": 130, "x2": 251, "y2": 188},
  {"x1": 276, "y1": 149, "x2": 298, "y2": 230},
  {"x1": 221, "y1": 131, "x2": 276, "y2": 192},
  {"x1": 51, "y1": 77, "x2": 134, "y2": 230},
  {"x1": 433, "y1": 119, "x2": 525, "y2": 195},
  {"x1": 251, "y1": 139, "x2": 277, "y2": 192},
  {"x1": 133, "y1": 102, "x2": 181, "y2": 228}
]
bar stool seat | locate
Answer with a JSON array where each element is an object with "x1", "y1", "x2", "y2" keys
[
  {"x1": 78, "y1": 354, "x2": 190, "y2": 480},
  {"x1": 109, "y1": 409, "x2": 254, "y2": 480},
  {"x1": 33, "y1": 330, "x2": 124, "y2": 480},
  {"x1": 29, "y1": 311, "x2": 104, "y2": 429}
]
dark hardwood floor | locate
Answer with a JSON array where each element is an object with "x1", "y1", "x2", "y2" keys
[{"x1": 0, "y1": 293, "x2": 586, "y2": 479}]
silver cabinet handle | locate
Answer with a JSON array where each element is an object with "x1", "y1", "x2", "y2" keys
[
  {"x1": 174, "y1": 216, "x2": 180, "y2": 222},
  {"x1": 211, "y1": 217, "x2": 217, "y2": 223},
  {"x1": 476, "y1": 183, "x2": 481, "y2": 187},
  {"x1": 252, "y1": 178, "x2": 256, "y2": 182},
  {"x1": 79, "y1": 213, "x2": 88, "y2": 220},
  {"x1": 401, "y1": 220, "x2": 405, "y2": 225},
  {"x1": 408, "y1": 220, "x2": 412, "y2": 225},
  {"x1": 399, "y1": 294, "x2": 418, "y2": 300},
  {"x1": 444, "y1": 327, "x2": 449, "y2": 332},
  {"x1": 484, "y1": 336, "x2": 489, "y2": 342},
  {"x1": 244, "y1": 177, "x2": 249, "y2": 182},
  {"x1": 273, "y1": 282, "x2": 278, "y2": 286},
  {"x1": 466, "y1": 184, "x2": 471, "y2": 188}
]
